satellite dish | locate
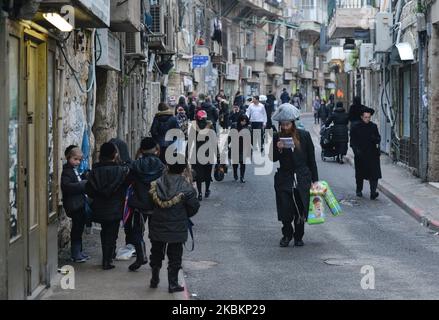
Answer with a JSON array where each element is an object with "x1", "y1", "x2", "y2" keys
[{"x1": 395, "y1": 42, "x2": 414, "y2": 61}]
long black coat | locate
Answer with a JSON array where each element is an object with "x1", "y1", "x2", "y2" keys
[
  {"x1": 85, "y1": 162, "x2": 130, "y2": 223},
  {"x1": 325, "y1": 107, "x2": 349, "y2": 143},
  {"x1": 149, "y1": 173, "x2": 200, "y2": 243},
  {"x1": 350, "y1": 121, "x2": 382, "y2": 180},
  {"x1": 61, "y1": 164, "x2": 87, "y2": 218},
  {"x1": 272, "y1": 130, "x2": 319, "y2": 222}
]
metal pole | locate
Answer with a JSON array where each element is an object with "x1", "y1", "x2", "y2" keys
[{"x1": 418, "y1": 9, "x2": 428, "y2": 181}]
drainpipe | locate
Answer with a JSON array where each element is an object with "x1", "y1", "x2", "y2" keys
[
  {"x1": 417, "y1": 2, "x2": 428, "y2": 181},
  {"x1": 57, "y1": 53, "x2": 66, "y2": 208}
]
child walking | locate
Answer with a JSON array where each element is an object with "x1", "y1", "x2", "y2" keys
[
  {"x1": 86, "y1": 143, "x2": 130, "y2": 270},
  {"x1": 61, "y1": 146, "x2": 90, "y2": 263},
  {"x1": 148, "y1": 163, "x2": 200, "y2": 292}
]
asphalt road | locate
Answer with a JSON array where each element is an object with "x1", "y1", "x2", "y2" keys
[{"x1": 183, "y1": 114, "x2": 439, "y2": 300}]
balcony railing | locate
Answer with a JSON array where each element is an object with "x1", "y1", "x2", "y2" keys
[{"x1": 328, "y1": 0, "x2": 377, "y2": 24}]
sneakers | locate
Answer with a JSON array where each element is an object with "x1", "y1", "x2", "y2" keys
[
  {"x1": 205, "y1": 190, "x2": 211, "y2": 198},
  {"x1": 198, "y1": 193, "x2": 202, "y2": 201},
  {"x1": 240, "y1": 177, "x2": 246, "y2": 183},
  {"x1": 356, "y1": 191, "x2": 363, "y2": 197},
  {"x1": 279, "y1": 236, "x2": 292, "y2": 247}
]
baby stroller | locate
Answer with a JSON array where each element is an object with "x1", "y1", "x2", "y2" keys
[{"x1": 320, "y1": 125, "x2": 338, "y2": 162}]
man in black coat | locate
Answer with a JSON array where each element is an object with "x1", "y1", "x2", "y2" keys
[
  {"x1": 325, "y1": 102, "x2": 349, "y2": 164},
  {"x1": 148, "y1": 163, "x2": 200, "y2": 292},
  {"x1": 350, "y1": 109, "x2": 382, "y2": 200},
  {"x1": 348, "y1": 96, "x2": 372, "y2": 129},
  {"x1": 150, "y1": 103, "x2": 179, "y2": 164},
  {"x1": 125, "y1": 137, "x2": 165, "y2": 271},
  {"x1": 280, "y1": 88, "x2": 291, "y2": 104},
  {"x1": 271, "y1": 104, "x2": 319, "y2": 247},
  {"x1": 86, "y1": 143, "x2": 130, "y2": 270}
]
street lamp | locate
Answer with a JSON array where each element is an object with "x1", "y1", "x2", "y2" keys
[{"x1": 43, "y1": 12, "x2": 73, "y2": 32}]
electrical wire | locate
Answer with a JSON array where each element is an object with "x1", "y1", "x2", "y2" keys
[{"x1": 57, "y1": 41, "x2": 95, "y2": 94}]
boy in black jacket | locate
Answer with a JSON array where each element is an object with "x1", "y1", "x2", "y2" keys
[
  {"x1": 149, "y1": 162, "x2": 200, "y2": 292},
  {"x1": 86, "y1": 143, "x2": 130, "y2": 270},
  {"x1": 61, "y1": 146, "x2": 89, "y2": 263},
  {"x1": 125, "y1": 137, "x2": 165, "y2": 271}
]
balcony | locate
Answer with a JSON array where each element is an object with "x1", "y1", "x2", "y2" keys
[
  {"x1": 109, "y1": 0, "x2": 141, "y2": 32},
  {"x1": 298, "y1": 8, "x2": 325, "y2": 38},
  {"x1": 242, "y1": 0, "x2": 283, "y2": 18},
  {"x1": 327, "y1": 0, "x2": 378, "y2": 39}
]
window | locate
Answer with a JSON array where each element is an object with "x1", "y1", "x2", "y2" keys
[{"x1": 9, "y1": 35, "x2": 20, "y2": 240}]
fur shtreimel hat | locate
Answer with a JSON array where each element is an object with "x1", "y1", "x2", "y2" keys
[{"x1": 272, "y1": 103, "x2": 301, "y2": 122}]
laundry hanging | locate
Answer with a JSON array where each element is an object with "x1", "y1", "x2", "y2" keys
[{"x1": 211, "y1": 17, "x2": 222, "y2": 45}]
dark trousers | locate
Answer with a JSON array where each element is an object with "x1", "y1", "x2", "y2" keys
[
  {"x1": 125, "y1": 209, "x2": 148, "y2": 245},
  {"x1": 281, "y1": 189, "x2": 305, "y2": 241},
  {"x1": 314, "y1": 112, "x2": 320, "y2": 124},
  {"x1": 282, "y1": 220, "x2": 305, "y2": 242},
  {"x1": 100, "y1": 221, "x2": 120, "y2": 248},
  {"x1": 196, "y1": 180, "x2": 211, "y2": 194},
  {"x1": 150, "y1": 241, "x2": 183, "y2": 271},
  {"x1": 71, "y1": 211, "x2": 86, "y2": 243},
  {"x1": 232, "y1": 164, "x2": 246, "y2": 178},
  {"x1": 356, "y1": 178, "x2": 378, "y2": 194},
  {"x1": 251, "y1": 122, "x2": 264, "y2": 150}
]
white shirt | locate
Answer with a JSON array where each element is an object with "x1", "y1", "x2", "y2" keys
[{"x1": 246, "y1": 103, "x2": 267, "y2": 125}]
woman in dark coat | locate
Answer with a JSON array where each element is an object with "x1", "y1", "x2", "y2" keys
[
  {"x1": 350, "y1": 109, "x2": 382, "y2": 200},
  {"x1": 86, "y1": 143, "x2": 130, "y2": 270},
  {"x1": 272, "y1": 105, "x2": 319, "y2": 247},
  {"x1": 192, "y1": 110, "x2": 215, "y2": 201},
  {"x1": 231, "y1": 114, "x2": 251, "y2": 183},
  {"x1": 325, "y1": 102, "x2": 349, "y2": 164}
]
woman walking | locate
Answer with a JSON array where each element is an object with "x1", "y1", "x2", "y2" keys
[
  {"x1": 271, "y1": 104, "x2": 319, "y2": 247},
  {"x1": 232, "y1": 114, "x2": 251, "y2": 183},
  {"x1": 192, "y1": 110, "x2": 214, "y2": 201}
]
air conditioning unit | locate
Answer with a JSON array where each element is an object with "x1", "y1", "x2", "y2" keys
[
  {"x1": 242, "y1": 66, "x2": 252, "y2": 79},
  {"x1": 96, "y1": 29, "x2": 121, "y2": 71},
  {"x1": 237, "y1": 46, "x2": 246, "y2": 59},
  {"x1": 375, "y1": 12, "x2": 393, "y2": 53},
  {"x1": 125, "y1": 32, "x2": 145, "y2": 58},
  {"x1": 225, "y1": 63, "x2": 239, "y2": 81},
  {"x1": 150, "y1": 4, "x2": 164, "y2": 34},
  {"x1": 287, "y1": 28, "x2": 295, "y2": 40},
  {"x1": 360, "y1": 43, "x2": 374, "y2": 68}
]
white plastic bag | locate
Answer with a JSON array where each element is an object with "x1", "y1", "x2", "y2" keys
[{"x1": 115, "y1": 244, "x2": 135, "y2": 260}]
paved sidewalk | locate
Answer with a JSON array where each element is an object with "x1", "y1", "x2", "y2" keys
[
  {"x1": 41, "y1": 226, "x2": 190, "y2": 300},
  {"x1": 310, "y1": 121, "x2": 439, "y2": 232}
]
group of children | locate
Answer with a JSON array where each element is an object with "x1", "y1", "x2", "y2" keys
[{"x1": 61, "y1": 137, "x2": 200, "y2": 293}]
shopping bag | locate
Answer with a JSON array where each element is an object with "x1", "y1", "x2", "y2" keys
[
  {"x1": 320, "y1": 181, "x2": 342, "y2": 216},
  {"x1": 308, "y1": 195, "x2": 325, "y2": 225}
]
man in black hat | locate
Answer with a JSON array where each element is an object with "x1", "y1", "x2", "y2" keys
[{"x1": 350, "y1": 108, "x2": 381, "y2": 200}]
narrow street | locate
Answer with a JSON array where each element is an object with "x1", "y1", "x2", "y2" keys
[{"x1": 183, "y1": 114, "x2": 439, "y2": 300}]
